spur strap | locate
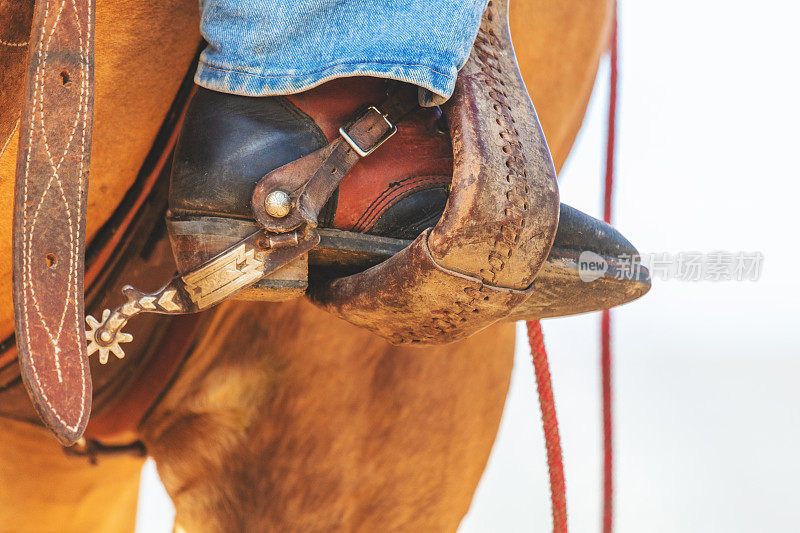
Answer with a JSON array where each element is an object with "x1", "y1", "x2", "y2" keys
[
  {"x1": 252, "y1": 87, "x2": 419, "y2": 233},
  {"x1": 12, "y1": 0, "x2": 95, "y2": 445}
]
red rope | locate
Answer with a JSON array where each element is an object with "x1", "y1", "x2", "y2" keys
[
  {"x1": 602, "y1": 4, "x2": 619, "y2": 533},
  {"x1": 527, "y1": 4, "x2": 618, "y2": 532},
  {"x1": 527, "y1": 320, "x2": 568, "y2": 533},
  {"x1": 601, "y1": 309, "x2": 613, "y2": 533}
]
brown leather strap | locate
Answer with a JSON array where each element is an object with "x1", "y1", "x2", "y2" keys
[
  {"x1": 252, "y1": 86, "x2": 420, "y2": 232},
  {"x1": 12, "y1": 0, "x2": 95, "y2": 445}
]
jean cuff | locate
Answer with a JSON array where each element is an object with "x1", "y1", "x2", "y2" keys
[{"x1": 194, "y1": 57, "x2": 458, "y2": 99}]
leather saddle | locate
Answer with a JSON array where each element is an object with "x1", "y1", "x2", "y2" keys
[{"x1": 8, "y1": 0, "x2": 650, "y2": 444}]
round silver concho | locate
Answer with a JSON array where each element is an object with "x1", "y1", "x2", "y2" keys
[{"x1": 265, "y1": 189, "x2": 292, "y2": 218}]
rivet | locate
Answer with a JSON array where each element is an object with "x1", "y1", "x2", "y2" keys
[{"x1": 265, "y1": 189, "x2": 292, "y2": 218}]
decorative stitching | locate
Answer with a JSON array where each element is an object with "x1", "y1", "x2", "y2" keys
[
  {"x1": 20, "y1": 0, "x2": 90, "y2": 433},
  {"x1": 356, "y1": 180, "x2": 446, "y2": 233},
  {"x1": 75, "y1": 0, "x2": 91, "y2": 409},
  {"x1": 199, "y1": 59, "x2": 455, "y2": 81},
  {"x1": 351, "y1": 175, "x2": 450, "y2": 233},
  {"x1": 28, "y1": 0, "x2": 73, "y2": 380}
]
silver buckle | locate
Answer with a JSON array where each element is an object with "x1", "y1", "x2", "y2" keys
[{"x1": 339, "y1": 106, "x2": 398, "y2": 157}]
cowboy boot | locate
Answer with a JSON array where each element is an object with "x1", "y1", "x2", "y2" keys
[
  {"x1": 168, "y1": 77, "x2": 452, "y2": 300},
  {"x1": 167, "y1": 77, "x2": 649, "y2": 321}
]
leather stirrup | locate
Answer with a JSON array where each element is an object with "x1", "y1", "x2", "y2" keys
[{"x1": 311, "y1": 0, "x2": 561, "y2": 344}]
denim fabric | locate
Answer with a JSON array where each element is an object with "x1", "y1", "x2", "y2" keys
[{"x1": 196, "y1": 0, "x2": 488, "y2": 99}]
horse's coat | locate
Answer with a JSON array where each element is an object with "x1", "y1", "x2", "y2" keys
[{"x1": 0, "y1": 0, "x2": 613, "y2": 530}]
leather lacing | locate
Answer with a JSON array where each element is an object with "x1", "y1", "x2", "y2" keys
[
  {"x1": 473, "y1": 9, "x2": 532, "y2": 292},
  {"x1": 394, "y1": 2, "x2": 533, "y2": 344}
]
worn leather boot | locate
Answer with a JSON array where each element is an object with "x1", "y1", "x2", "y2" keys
[{"x1": 168, "y1": 77, "x2": 452, "y2": 300}]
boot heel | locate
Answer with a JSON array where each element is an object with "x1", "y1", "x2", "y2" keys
[{"x1": 166, "y1": 215, "x2": 308, "y2": 302}]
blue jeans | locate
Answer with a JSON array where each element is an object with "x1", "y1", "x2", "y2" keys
[{"x1": 196, "y1": 0, "x2": 488, "y2": 99}]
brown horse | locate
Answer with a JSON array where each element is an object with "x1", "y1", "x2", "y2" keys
[{"x1": 0, "y1": 0, "x2": 614, "y2": 530}]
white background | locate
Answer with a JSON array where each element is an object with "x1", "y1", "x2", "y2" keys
[{"x1": 137, "y1": 1, "x2": 800, "y2": 531}]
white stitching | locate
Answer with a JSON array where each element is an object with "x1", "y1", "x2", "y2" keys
[
  {"x1": 21, "y1": 0, "x2": 89, "y2": 433},
  {"x1": 74, "y1": 0, "x2": 91, "y2": 407},
  {"x1": 28, "y1": 0, "x2": 69, "y2": 379}
]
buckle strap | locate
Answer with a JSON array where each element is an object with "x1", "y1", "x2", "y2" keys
[
  {"x1": 339, "y1": 106, "x2": 397, "y2": 157},
  {"x1": 338, "y1": 84, "x2": 420, "y2": 156},
  {"x1": 251, "y1": 84, "x2": 421, "y2": 233}
]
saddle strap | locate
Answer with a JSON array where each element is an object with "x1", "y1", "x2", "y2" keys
[{"x1": 12, "y1": 0, "x2": 95, "y2": 445}]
